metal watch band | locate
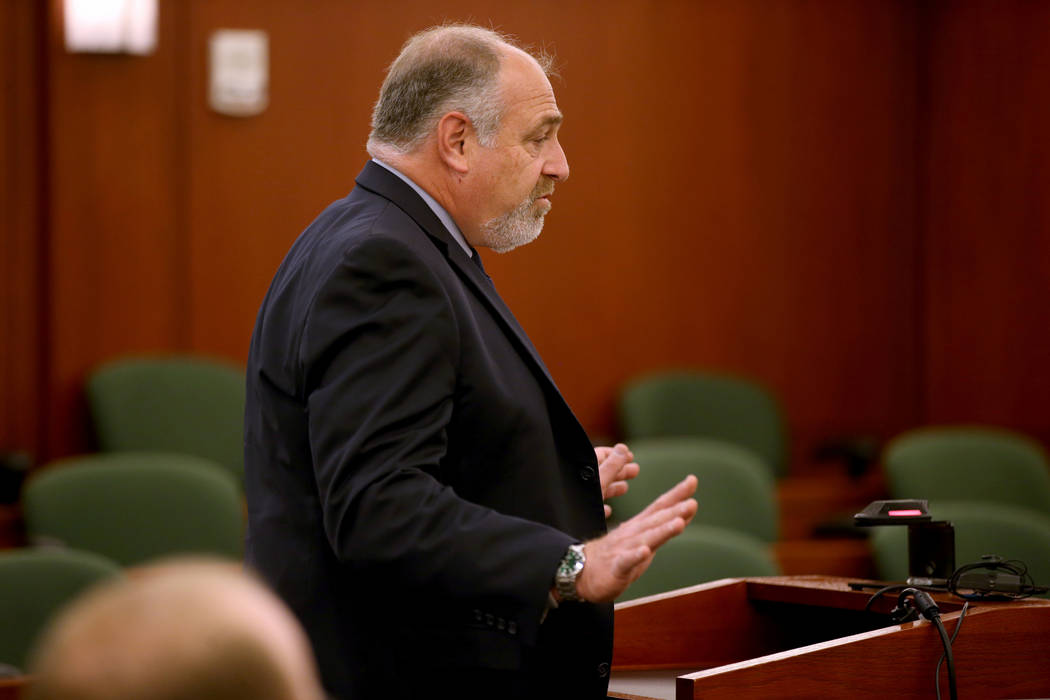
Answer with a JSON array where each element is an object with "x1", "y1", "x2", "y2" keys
[{"x1": 555, "y1": 543, "x2": 586, "y2": 602}]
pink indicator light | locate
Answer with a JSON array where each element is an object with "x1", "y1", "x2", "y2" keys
[{"x1": 888, "y1": 509, "x2": 923, "y2": 517}]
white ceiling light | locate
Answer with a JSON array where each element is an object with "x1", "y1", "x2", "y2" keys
[{"x1": 64, "y1": 0, "x2": 158, "y2": 55}]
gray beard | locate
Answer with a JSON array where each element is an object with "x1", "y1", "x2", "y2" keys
[{"x1": 481, "y1": 195, "x2": 546, "y2": 254}]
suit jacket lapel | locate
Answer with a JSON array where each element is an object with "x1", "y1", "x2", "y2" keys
[{"x1": 354, "y1": 162, "x2": 592, "y2": 453}]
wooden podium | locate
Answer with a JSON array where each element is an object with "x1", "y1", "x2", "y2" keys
[
  {"x1": 608, "y1": 576, "x2": 1050, "y2": 699},
  {"x1": 0, "y1": 679, "x2": 24, "y2": 700}
]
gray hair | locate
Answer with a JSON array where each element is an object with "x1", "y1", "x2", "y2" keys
[{"x1": 366, "y1": 24, "x2": 552, "y2": 155}]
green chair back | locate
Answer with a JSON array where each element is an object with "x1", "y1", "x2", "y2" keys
[
  {"x1": 87, "y1": 356, "x2": 246, "y2": 483},
  {"x1": 23, "y1": 453, "x2": 244, "y2": 567},
  {"x1": 884, "y1": 426, "x2": 1050, "y2": 515},
  {"x1": 870, "y1": 501, "x2": 1050, "y2": 593},
  {"x1": 0, "y1": 548, "x2": 121, "y2": 670},
  {"x1": 615, "y1": 437, "x2": 778, "y2": 541},
  {"x1": 619, "y1": 371, "x2": 787, "y2": 477},
  {"x1": 620, "y1": 526, "x2": 780, "y2": 601}
]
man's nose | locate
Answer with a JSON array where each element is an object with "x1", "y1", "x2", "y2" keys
[{"x1": 544, "y1": 139, "x2": 570, "y2": 182}]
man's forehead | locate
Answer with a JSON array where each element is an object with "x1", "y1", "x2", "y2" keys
[{"x1": 501, "y1": 72, "x2": 561, "y2": 114}]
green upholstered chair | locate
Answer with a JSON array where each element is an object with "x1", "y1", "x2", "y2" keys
[
  {"x1": 0, "y1": 548, "x2": 121, "y2": 671},
  {"x1": 86, "y1": 356, "x2": 246, "y2": 483},
  {"x1": 22, "y1": 453, "x2": 244, "y2": 567},
  {"x1": 619, "y1": 370, "x2": 788, "y2": 477},
  {"x1": 869, "y1": 501, "x2": 1050, "y2": 594},
  {"x1": 619, "y1": 525, "x2": 780, "y2": 601},
  {"x1": 883, "y1": 425, "x2": 1050, "y2": 516},
  {"x1": 613, "y1": 437, "x2": 778, "y2": 542}
]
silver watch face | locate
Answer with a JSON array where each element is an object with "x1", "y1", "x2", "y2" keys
[
  {"x1": 559, "y1": 546, "x2": 585, "y2": 577},
  {"x1": 556, "y1": 544, "x2": 586, "y2": 601}
]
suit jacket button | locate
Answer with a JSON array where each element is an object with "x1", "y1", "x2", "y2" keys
[
  {"x1": 597, "y1": 662, "x2": 610, "y2": 678},
  {"x1": 579, "y1": 466, "x2": 596, "y2": 482}
]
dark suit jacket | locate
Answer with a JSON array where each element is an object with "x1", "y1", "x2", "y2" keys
[{"x1": 244, "y1": 161, "x2": 612, "y2": 699}]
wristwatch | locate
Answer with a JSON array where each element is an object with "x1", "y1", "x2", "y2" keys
[{"x1": 555, "y1": 543, "x2": 587, "y2": 602}]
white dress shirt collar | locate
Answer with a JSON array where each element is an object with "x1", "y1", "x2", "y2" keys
[{"x1": 371, "y1": 158, "x2": 473, "y2": 257}]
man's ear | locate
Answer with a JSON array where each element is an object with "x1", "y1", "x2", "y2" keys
[{"x1": 436, "y1": 111, "x2": 472, "y2": 174}]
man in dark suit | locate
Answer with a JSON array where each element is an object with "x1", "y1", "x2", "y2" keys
[{"x1": 244, "y1": 24, "x2": 698, "y2": 699}]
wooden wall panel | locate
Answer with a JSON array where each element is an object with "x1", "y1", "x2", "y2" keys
[
  {"x1": 921, "y1": 1, "x2": 1050, "y2": 447},
  {"x1": 181, "y1": 0, "x2": 922, "y2": 469},
  {"x1": 23, "y1": 0, "x2": 1047, "y2": 470},
  {"x1": 43, "y1": 0, "x2": 187, "y2": 457},
  {"x1": 0, "y1": 0, "x2": 44, "y2": 459},
  {"x1": 502, "y1": 0, "x2": 923, "y2": 459},
  {"x1": 183, "y1": 1, "x2": 385, "y2": 360}
]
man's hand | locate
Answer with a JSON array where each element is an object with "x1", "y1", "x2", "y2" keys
[
  {"x1": 575, "y1": 475, "x2": 698, "y2": 603},
  {"x1": 596, "y1": 443, "x2": 640, "y2": 519}
]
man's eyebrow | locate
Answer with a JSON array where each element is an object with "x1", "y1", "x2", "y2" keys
[
  {"x1": 540, "y1": 113, "x2": 564, "y2": 128},
  {"x1": 528, "y1": 113, "x2": 563, "y2": 136}
]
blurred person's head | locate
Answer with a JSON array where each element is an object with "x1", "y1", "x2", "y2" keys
[{"x1": 26, "y1": 559, "x2": 325, "y2": 700}]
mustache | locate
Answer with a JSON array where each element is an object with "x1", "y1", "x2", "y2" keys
[{"x1": 532, "y1": 178, "x2": 555, "y2": 199}]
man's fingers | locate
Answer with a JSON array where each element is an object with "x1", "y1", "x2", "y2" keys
[
  {"x1": 638, "y1": 513, "x2": 691, "y2": 553},
  {"x1": 613, "y1": 495, "x2": 697, "y2": 541},
  {"x1": 604, "y1": 504, "x2": 613, "y2": 519},
  {"x1": 637, "y1": 474, "x2": 697, "y2": 517},
  {"x1": 599, "y1": 449, "x2": 640, "y2": 502},
  {"x1": 679, "y1": 497, "x2": 699, "y2": 527},
  {"x1": 602, "y1": 464, "x2": 639, "y2": 499},
  {"x1": 620, "y1": 461, "x2": 640, "y2": 482},
  {"x1": 623, "y1": 508, "x2": 690, "y2": 552},
  {"x1": 598, "y1": 445, "x2": 631, "y2": 482},
  {"x1": 605, "y1": 480, "x2": 629, "y2": 499}
]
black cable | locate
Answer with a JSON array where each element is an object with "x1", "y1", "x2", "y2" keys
[
  {"x1": 862, "y1": 583, "x2": 910, "y2": 614},
  {"x1": 891, "y1": 588, "x2": 957, "y2": 700},
  {"x1": 935, "y1": 602, "x2": 968, "y2": 700},
  {"x1": 932, "y1": 615, "x2": 957, "y2": 700},
  {"x1": 947, "y1": 556, "x2": 1048, "y2": 600},
  {"x1": 864, "y1": 583, "x2": 941, "y2": 619},
  {"x1": 867, "y1": 583, "x2": 982, "y2": 700},
  {"x1": 905, "y1": 588, "x2": 941, "y2": 620}
]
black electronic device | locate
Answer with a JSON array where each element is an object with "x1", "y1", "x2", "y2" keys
[
  {"x1": 853, "y1": 499, "x2": 931, "y2": 526},
  {"x1": 907, "y1": 520, "x2": 955, "y2": 583},
  {"x1": 956, "y1": 570, "x2": 1027, "y2": 594},
  {"x1": 854, "y1": 499, "x2": 954, "y2": 586}
]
